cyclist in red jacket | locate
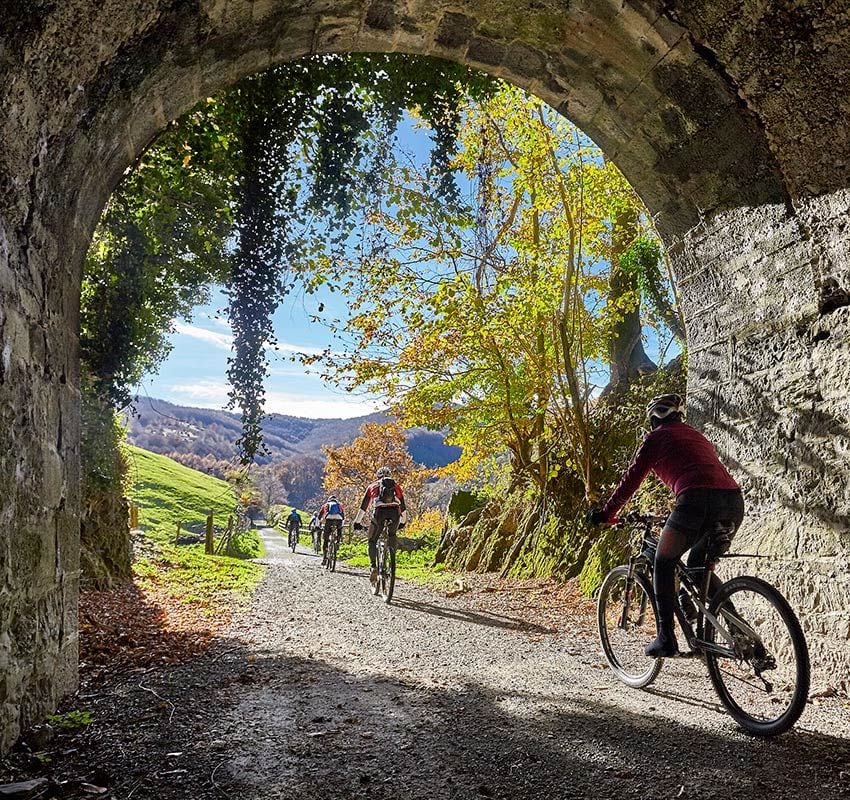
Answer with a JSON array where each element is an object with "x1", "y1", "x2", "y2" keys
[
  {"x1": 589, "y1": 394, "x2": 744, "y2": 658},
  {"x1": 353, "y1": 467, "x2": 407, "y2": 590}
]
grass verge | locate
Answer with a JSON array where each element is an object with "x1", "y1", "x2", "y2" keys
[{"x1": 126, "y1": 446, "x2": 264, "y2": 610}]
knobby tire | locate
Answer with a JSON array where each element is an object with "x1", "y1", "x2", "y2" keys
[
  {"x1": 328, "y1": 531, "x2": 338, "y2": 573},
  {"x1": 381, "y1": 541, "x2": 396, "y2": 604},
  {"x1": 704, "y1": 575, "x2": 809, "y2": 736}
]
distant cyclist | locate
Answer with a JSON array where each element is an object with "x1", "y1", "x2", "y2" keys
[
  {"x1": 286, "y1": 508, "x2": 302, "y2": 548},
  {"x1": 309, "y1": 513, "x2": 322, "y2": 552},
  {"x1": 286, "y1": 508, "x2": 301, "y2": 533},
  {"x1": 588, "y1": 394, "x2": 743, "y2": 658},
  {"x1": 318, "y1": 495, "x2": 345, "y2": 566},
  {"x1": 353, "y1": 467, "x2": 407, "y2": 589}
]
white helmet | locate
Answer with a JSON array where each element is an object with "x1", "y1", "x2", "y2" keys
[
  {"x1": 376, "y1": 466, "x2": 391, "y2": 478},
  {"x1": 646, "y1": 393, "x2": 684, "y2": 423}
]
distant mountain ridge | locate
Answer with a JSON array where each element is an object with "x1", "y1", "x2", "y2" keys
[{"x1": 125, "y1": 397, "x2": 461, "y2": 468}]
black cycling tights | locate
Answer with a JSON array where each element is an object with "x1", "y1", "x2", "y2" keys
[{"x1": 654, "y1": 527, "x2": 722, "y2": 633}]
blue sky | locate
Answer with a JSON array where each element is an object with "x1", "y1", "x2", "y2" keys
[
  {"x1": 136, "y1": 120, "x2": 429, "y2": 419},
  {"x1": 137, "y1": 283, "x2": 380, "y2": 418}
]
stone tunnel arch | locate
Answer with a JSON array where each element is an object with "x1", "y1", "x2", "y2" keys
[{"x1": 1, "y1": 0, "x2": 849, "y2": 746}]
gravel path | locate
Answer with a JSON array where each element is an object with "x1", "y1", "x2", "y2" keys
[
  {"x1": 215, "y1": 528, "x2": 849, "y2": 800},
  {"x1": 22, "y1": 527, "x2": 848, "y2": 799}
]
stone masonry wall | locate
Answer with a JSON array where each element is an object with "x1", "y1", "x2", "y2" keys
[
  {"x1": 677, "y1": 194, "x2": 850, "y2": 691},
  {"x1": 0, "y1": 0, "x2": 848, "y2": 748}
]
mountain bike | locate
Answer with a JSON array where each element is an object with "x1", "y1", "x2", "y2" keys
[
  {"x1": 287, "y1": 523, "x2": 300, "y2": 553},
  {"x1": 373, "y1": 518, "x2": 397, "y2": 604},
  {"x1": 597, "y1": 513, "x2": 809, "y2": 736},
  {"x1": 323, "y1": 521, "x2": 342, "y2": 572}
]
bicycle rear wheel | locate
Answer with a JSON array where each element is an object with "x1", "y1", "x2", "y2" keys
[
  {"x1": 290, "y1": 529, "x2": 297, "y2": 553},
  {"x1": 704, "y1": 575, "x2": 809, "y2": 736},
  {"x1": 378, "y1": 539, "x2": 396, "y2": 604},
  {"x1": 597, "y1": 565, "x2": 663, "y2": 688},
  {"x1": 328, "y1": 531, "x2": 338, "y2": 572}
]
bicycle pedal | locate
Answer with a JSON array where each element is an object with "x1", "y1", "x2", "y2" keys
[{"x1": 675, "y1": 650, "x2": 699, "y2": 659}]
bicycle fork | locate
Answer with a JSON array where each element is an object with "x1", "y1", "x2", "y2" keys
[{"x1": 619, "y1": 562, "x2": 650, "y2": 630}]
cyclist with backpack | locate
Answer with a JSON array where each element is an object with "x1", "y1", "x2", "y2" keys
[
  {"x1": 352, "y1": 467, "x2": 407, "y2": 589},
  {"x1": 318, "y1": 495, "x2": 345, "y2": 566},
  {"x1": 588, "y1": 394, "x2": 743, "y2": 658}
]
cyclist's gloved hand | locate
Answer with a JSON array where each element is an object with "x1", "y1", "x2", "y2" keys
[
  {"x1": 398, "y1": 522, "x2": 406, "y2": 530},
  {"x1": 587, "y1": 508, "x2": 607, "y2": 525},
  {"x1": 353, "y1": 522, "x2": 364, "y2": 532}
]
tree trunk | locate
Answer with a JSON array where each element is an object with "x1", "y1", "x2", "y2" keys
[{"x1": 604, "y1": 205, "x2": 657, "y2": 395}]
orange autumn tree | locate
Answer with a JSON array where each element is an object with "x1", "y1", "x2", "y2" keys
[{"x1": 322, "y1": 421, "x2": 429, "y2": 523}]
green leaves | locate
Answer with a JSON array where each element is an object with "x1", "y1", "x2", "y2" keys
[
  {"x1": 83, "y1": 54, "x2": 497, "y2": 461},
  {"x1": 80, "y1": 92, "x2": 239, "y2": 410}
]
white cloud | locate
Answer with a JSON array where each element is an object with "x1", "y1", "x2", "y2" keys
[
  {"x1": 265, "y1": 391, "x2": 382, "y2": 419},
  {"x1": 164, "y1": 380, "x2": 382, "y2": 419},
  {"x1": 166, "y1": 379, "x2": 231, "y2": 406},
  {"x1": 269, "y1": 341, "x2": 328, "y2": 357},
  {"x1": 172, "y1": 320, "x2": 329, "y2": 357},
  {"x1": 172, "y1": 321, "x2": 233, "y2": 350}
]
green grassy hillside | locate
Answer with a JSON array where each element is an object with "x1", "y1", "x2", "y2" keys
[{"x1": 126, "y1": 446, "x2": 263, "y2": 607}]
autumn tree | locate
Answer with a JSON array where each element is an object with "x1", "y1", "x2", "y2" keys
[
  {"x1": 311, "y1": 85, "x2": 678, "y2": 499},
  {"x1": 322, "y1": 422, "x2": 429, "y2": 522},
  {"x1": 306, "y1": 84, "x2": 683, "y2": 581},
  {"x1": 251, "y1": 455, "x2": 326, "y2": 511}
]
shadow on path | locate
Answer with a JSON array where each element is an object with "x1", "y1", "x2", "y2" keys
[
  {"x1": 392, "y1": 597, "x2": 558, "y2": 634},
  {"x1": 226, "y1": 652, "x2": 850, "y2": 800}
]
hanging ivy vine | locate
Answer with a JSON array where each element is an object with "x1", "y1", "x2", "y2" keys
[{"x1": 218, "y1": 54, "x2": 494, "y2": 460}]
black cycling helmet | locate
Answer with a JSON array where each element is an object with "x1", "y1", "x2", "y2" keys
[{"x1": 646, "y1": 393, "x2": 684, "y2": 424}]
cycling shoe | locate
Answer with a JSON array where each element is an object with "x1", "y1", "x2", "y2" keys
[{"x1": 645, "y1": 632, "x2": 679, "y2": 658}]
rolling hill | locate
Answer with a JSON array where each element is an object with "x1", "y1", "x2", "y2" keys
[{"x1": 125, "y1": 397, "x2": 461, "y2": 469}]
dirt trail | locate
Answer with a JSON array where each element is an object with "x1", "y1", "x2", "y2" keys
[
  {"x1": 24, "y1": 527, "x2": 850, "y2": 799},
  {"x1": 217, "y1": 528, "x2": 850, "y2": 800}
]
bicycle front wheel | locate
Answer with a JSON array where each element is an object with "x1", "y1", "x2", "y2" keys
[
  {"x1": 704, "y1": 575, "x2": 809, "y2": 736},
  {"x1": 597, "y1": 565, "x2": 663, "y2": 688}
]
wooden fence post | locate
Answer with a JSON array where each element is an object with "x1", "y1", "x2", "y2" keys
[
  {"x1": 205, "y1": 513, "x2": 214, "y2": 554},
  {"x1": 175, "y1": 521, "x2": 181, "y2": 543},
  {"x1": 129, "y1": 505, "x2": 139, "y2": 528}
]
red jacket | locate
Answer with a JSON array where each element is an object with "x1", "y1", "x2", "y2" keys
[
  {"x1": 359, "y1": 480, "x2": 406, "y2": 513},
  {"x1": 601, "y1": 422, "x2": 739, "y2": 522},
  {"x1": 319, "y1": 500, "x2": 344, "y2": 520}
]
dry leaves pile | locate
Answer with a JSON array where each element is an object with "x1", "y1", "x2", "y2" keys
[{"x1": 78, "y1": 583, "x2": 232, "y2": 685}]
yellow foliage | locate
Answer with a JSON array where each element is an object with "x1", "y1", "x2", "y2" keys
[{"x1": 322, "y1": 421, "x2": 431, "y2": 518}]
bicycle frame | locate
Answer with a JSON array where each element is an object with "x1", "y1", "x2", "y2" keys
[{"x1": 622, "y1": 516, "x2": 765, "y2": 661}]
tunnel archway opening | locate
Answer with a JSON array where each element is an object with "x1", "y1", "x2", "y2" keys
[
  {"x1": 1, "y1": 0, "x2": 848, "y2": 750},
  {"x1": 84, "y1": 53, "x2": 685, "y2": 610}
]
